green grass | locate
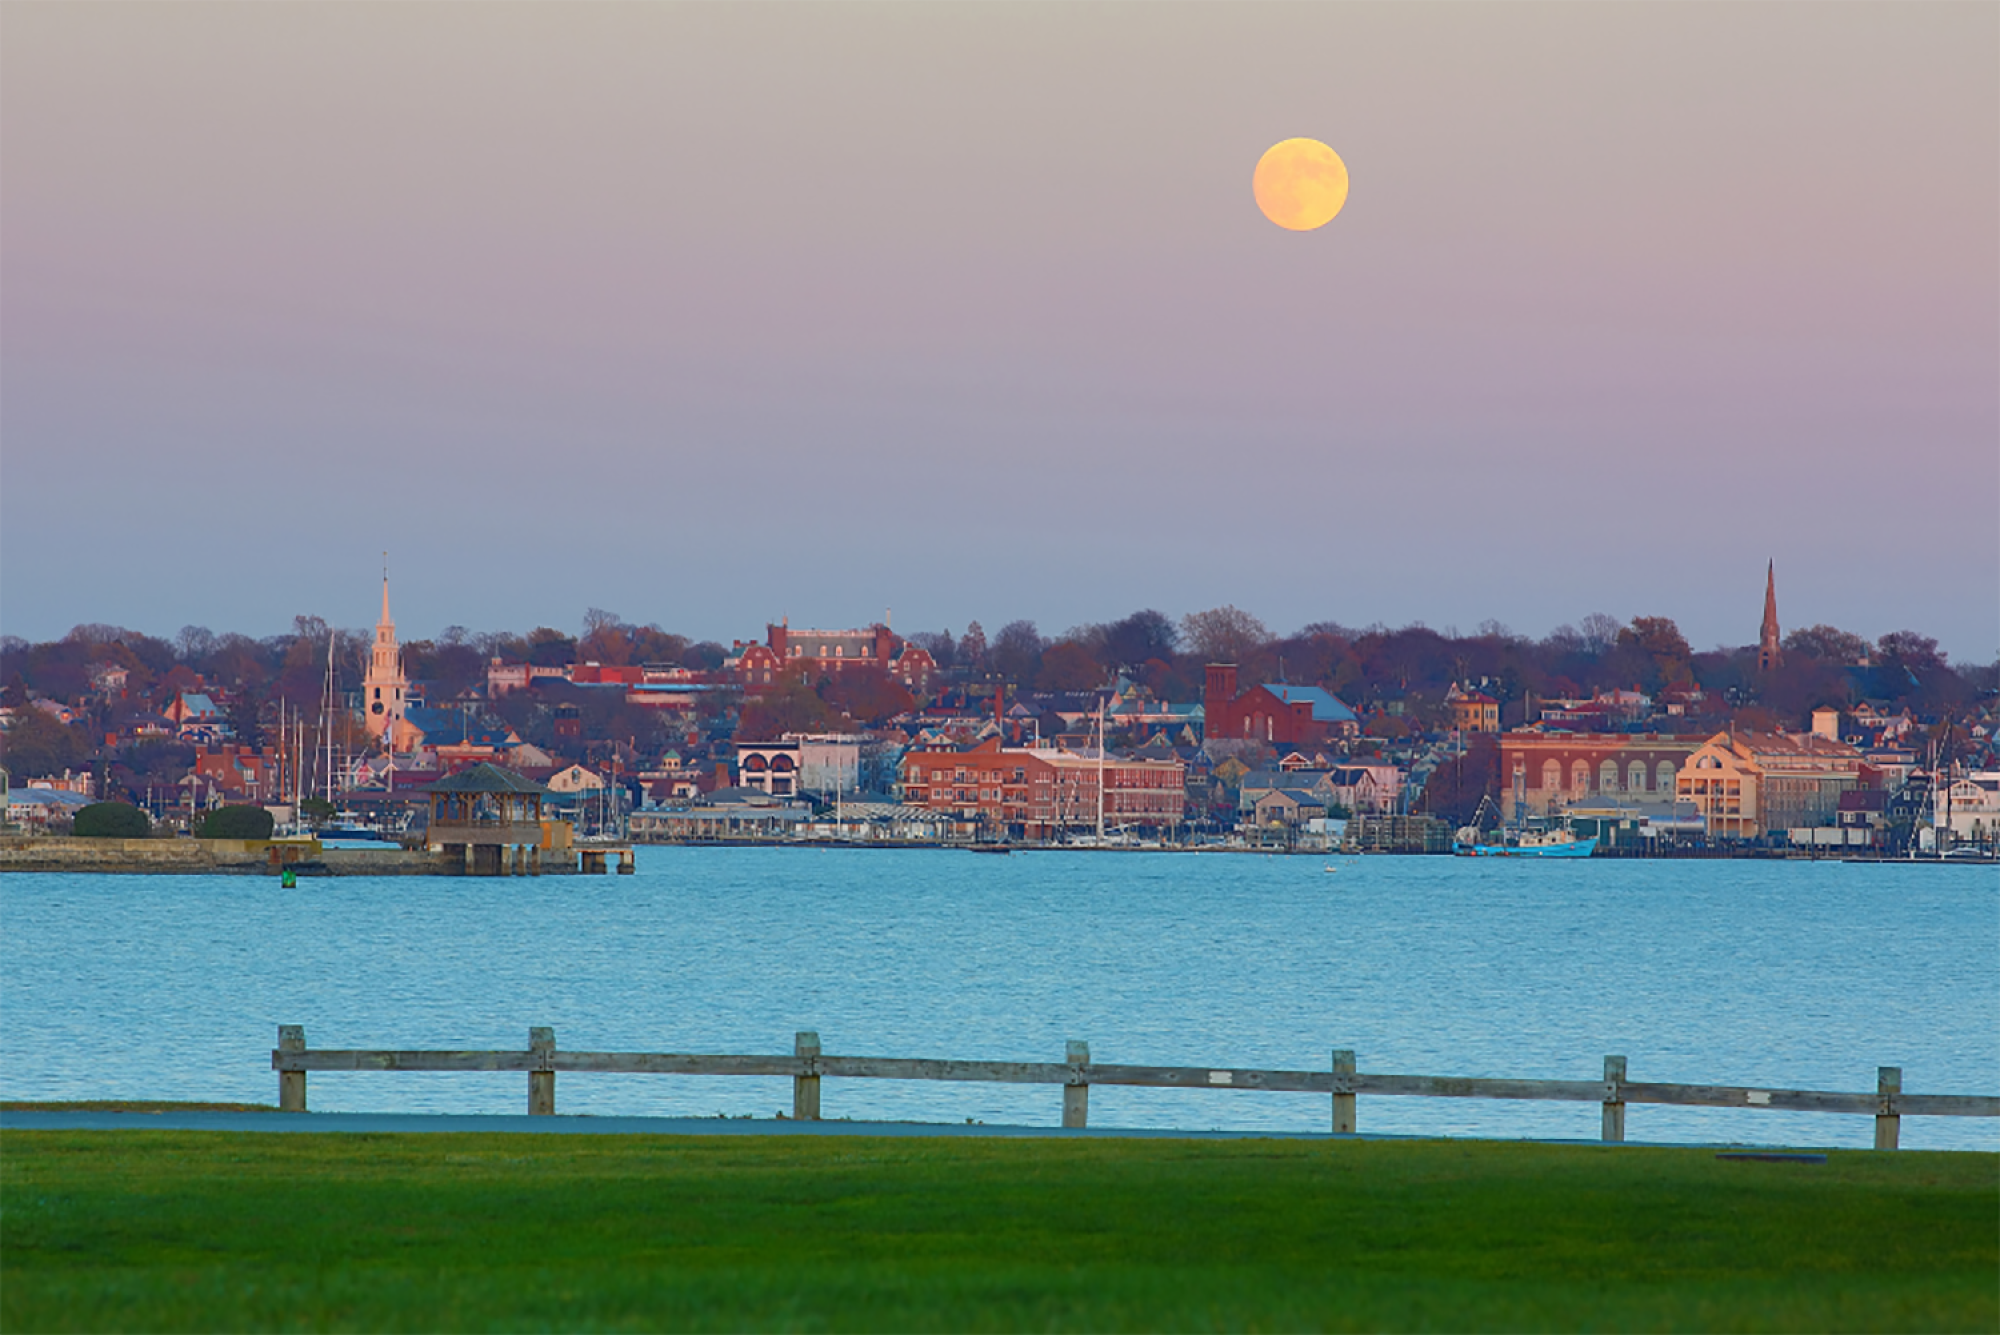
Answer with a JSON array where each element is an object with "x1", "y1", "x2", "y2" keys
[{"x1": 2, "y1": 1131, "x2": 1993, "y2": 1332}]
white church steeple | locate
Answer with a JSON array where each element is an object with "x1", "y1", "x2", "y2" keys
[{"x1": 363, "y1": 563, "x2": 408, "y2": 745}]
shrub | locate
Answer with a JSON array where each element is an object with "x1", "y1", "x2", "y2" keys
[
  {"x1": 200, "y1": 805, "x2": 275, "y2": 840},
  {"x1": 72, "y1": 802, "x2": 151, "y2": 839}
]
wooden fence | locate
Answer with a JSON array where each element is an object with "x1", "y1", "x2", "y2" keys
[{"x1": 272, "y1": 1026, "x2": 2000, "y2": 1149}]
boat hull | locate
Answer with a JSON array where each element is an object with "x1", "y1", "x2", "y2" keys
[{"x1": 1462, "y1": 835, "x2": 1598, "y2": 858}]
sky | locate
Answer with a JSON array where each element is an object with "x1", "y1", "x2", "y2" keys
[{"x1": 3, "y1": 3, "x2": 1995, "y2": 661}]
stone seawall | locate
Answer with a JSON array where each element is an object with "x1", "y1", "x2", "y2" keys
[{"x1": 0, "y1": 837, "x2": 461, "y2": 876}]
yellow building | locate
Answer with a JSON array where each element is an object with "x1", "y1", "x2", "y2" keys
[
  {"x1": 1445, "y1": 683, "x2": 1500, "y2": 734},
  {"x1": 1677, "y1": 729, "x2": 1865, "y2": 840}
]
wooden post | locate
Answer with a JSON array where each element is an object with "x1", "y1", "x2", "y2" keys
[
  {"x1": 1875, "y1": 1066, "x2": 1901, "y2": 1150},
  {"x1": 278, "y1": 1024, "x2": 307, "y2": 1112},
  {"x1": 528, "y1": 1027, "x2": 555, "y2": 1116},
  {"x1": 1332, "y1": 1049, "x2": 1356, "y2": 1134},
  {"x1": 1602, "y1": 1054, "x2": 1627, "y2": 1143},
  {"x1": 794, "y1": 1031, "x2": 821, "y2": 1121},
  {"x1": 1063, "y1": 1039, "x2": 1089, "y2": 1128}
]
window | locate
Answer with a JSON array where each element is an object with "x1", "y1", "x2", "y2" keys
[
  {"x1": 1541, "y1": 759, "x2": 1560, "y2": 791},
  {"x1": 1658, "y1": 761, "x2": 1679, "y2": 790},
  {"x1": 1600, "y1": 760, "x2": 1619, "y2": 792},
  {"x1": 1629, "y1": 761, "x2": 1647, "y2": 792},
  {"x1": 1571, "y1": 760, "x2": 1590, "y2": 793}
]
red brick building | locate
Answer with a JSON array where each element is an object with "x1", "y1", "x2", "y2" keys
[
  {"x1": 900, "y1": 737, "x2": 1184, "y2": 839},
  {"x1": 193, "y1": 745, "x2": 285, "y2": 803},
  {"x1": 1203, "y1": 665, "x2": 1360, "y2": 746},
  {"x1": 728, "y1": 622, "x2": 935, "y2": 694},
  {"x1": 1498, "y1": 731, "x2": 1706, "y2": 820}
]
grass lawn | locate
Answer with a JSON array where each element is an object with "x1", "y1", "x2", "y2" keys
[{"x1": 2, "y1": 1130, "x2": 1993, "y2": 1332}]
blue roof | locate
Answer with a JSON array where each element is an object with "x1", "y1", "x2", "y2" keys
[
  {"x1": 1265, "y1": 684, "x2": 1358, "y2": 725},
  {"x1": 403, "y1": 706, "x2": 514, "y2": 748}
]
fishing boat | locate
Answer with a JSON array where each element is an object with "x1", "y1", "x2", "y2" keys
[
  {"x1": 1455, "y1": 796, "x2": 1598, "y2": 858},
  {"x1": 1460, "y1": 827, "x2": 1598, "y2": 858}
]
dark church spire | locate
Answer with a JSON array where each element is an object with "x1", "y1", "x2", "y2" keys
[{"x1": 1757, "y1": 561, "x2": 1783, "y2": 671}]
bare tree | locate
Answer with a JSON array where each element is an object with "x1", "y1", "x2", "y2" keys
[
  {"x1": 1181, "y1": 606, "x2": 1270, "y2": 663},
  {"x1": 1578, "y1": 612, "x2": 1622, "y2": 657}
]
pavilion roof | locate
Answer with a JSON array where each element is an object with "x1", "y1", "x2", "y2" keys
[{"x1": 421, "y1": 762, "x2": 551, "y2": 796}]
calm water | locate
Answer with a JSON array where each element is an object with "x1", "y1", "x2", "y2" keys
[{"x1": 3, "y1": 851, "x2": 1995, "y2": 1149}]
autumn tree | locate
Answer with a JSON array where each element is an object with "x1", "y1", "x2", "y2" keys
[
  {"x1": 820, "y1": 666, "x2": 915, "y2": 726},
  {"x1": 0, "y1": 707, "x2": 89, "y2": 778},
  {"x1": 1036, "y1": 642, "x2": 1105, "y2": 691},
  {"x1": 736, "y1": 673, "x2": 834, "y2": 740},
  {"x1": 1614, "y1": 616, "x2": 1693, "y2": 689}
]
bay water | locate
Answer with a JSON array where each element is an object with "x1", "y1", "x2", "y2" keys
[{"x1": 3, "y1": 850, "x2": 1994, "y2": 1149}]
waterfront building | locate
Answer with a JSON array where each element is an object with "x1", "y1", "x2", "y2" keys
[
  {"x1": 1675, "y1": 729, "x2": 1866, "y2": 840},
  {"x1": 1933, "y1": 771, "x2": 2000, "y2": 848},
  {"x1": 899, "y1": 737, "x2": 1184, "y2": 839},
  {"x1": 1497, "y1": 731, "x2": 1704, "y2": 821},
  {"x1": 1237, "y1": 763, "x2": 1403, "y2": 817}
]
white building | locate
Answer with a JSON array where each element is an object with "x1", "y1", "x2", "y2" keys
[
  {"x1": 362, "y1": 576, "x2": 409, "y2": 743},
  {"x1": 1933, "y1": 772, "x2": 2000, "y2": 847}
]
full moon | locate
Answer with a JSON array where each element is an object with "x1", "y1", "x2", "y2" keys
[{"x1": 1253, "y1": 138, "x2": 1349, "y2": 231}]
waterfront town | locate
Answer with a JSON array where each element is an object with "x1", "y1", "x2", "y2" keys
[{"x1": 2, "y1": 567, "x2": 1995, "y2": 859}]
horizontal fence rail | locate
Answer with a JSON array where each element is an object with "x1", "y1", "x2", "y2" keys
[{"x1": 272, "y1": 1026, "x2": 2000, "y2": 1149}]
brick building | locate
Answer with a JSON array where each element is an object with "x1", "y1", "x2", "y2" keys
[
  {"x1": 900, "y1": 737, "x2": 1184, "y2": 839},
  {"x1": 1202, "y1": 665, "x2": 1359, "y2": 746},
  {"x1": 1498, "y1": 731, "x2": 1706, "y2": 821},
  {"x1": 725, "y1": 621, "x2": 936, "y2": 694}
]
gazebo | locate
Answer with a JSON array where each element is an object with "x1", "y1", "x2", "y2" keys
[{"x1": 422, "y1": 762, "x2": 564, "y2": 875}]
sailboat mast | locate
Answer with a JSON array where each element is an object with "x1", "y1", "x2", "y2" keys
[{"x1": 1095, "y1": 694, "x2": 1105, "y2": 843}]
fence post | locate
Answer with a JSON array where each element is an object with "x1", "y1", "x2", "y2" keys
[
  {"x1": 1875, "y1": 1066, "x2": 1901, "y2": 1150},
  {"x1": 278, "y1": 1025, "x2": 306, "y2": 1112},
  {"x1": 794, "y1": 1031, "x2": 821, "y2": 1121},
  {"x1": 1332, "y1": 1050, "x2": 1356, "y2": 1134},
  {"x1": 528, "y1": 1027, "x2": 555, "y2": 1116},
  {"x1": 1602, "y1": 1055, "x2": 1627, "y2": 1143},
  {"x1": 1063, "y1": 1040, "x2": 1089, "y2": 1128}
]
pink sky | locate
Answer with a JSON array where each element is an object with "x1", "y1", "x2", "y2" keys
[{"x1": 3, "y1": 4, "x2": 1994, "y2": 659}]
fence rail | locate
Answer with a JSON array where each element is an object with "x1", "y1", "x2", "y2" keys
[{"x1": 272, "y1": 1026, "x2": 2000, "y2": 1149}]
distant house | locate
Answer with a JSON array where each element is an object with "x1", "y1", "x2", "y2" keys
[
  {"x1": 165, "y1": 692, "x2": 224, "y2": 737},
  {"x1": 1252, "y1": 788, "x2": 1326, "y2": 827},
  {"x1": 1444, "y1": 683, "x2": 1500, "y2": 734},
  {"x1": 546, "y1": 763, "x2": 607, "y2": 794}
]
